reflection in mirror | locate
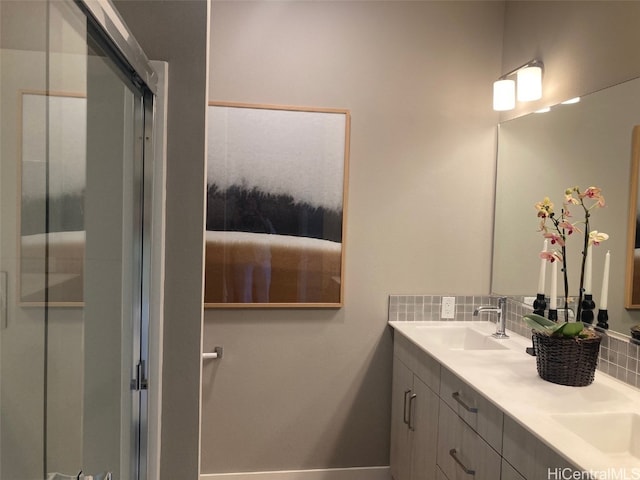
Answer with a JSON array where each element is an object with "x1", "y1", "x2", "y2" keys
[
  {"x1": 20, "y1": 92, "x2": 86, "y2": 305},
  {"x1": 492, "y1": 77, "x2": 640, "y2": 337},
  {"x1": 626, "y1": 127, "x2": 640, "y2": 308}
]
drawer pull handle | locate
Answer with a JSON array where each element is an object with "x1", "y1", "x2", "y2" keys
[
  {"x1": 452, "y1": 391, "x2": 478, "y2": 413},
  {"x1": 449, "y1": 448, "x2": 476, "y2": 475},
  {"x1": 403, "y1": 389, "x2": 412, "y2": 424},
  {"x1": 408, "y1": 394, "x2": 417, "y2": 431}
]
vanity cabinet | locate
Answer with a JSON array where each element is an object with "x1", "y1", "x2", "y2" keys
[
  {"x1": 390, "y1": 334, "x2": 440, "y2": 480},
  {"x1": 390, "y1": 331, "x2": 580, "y2": 480}
]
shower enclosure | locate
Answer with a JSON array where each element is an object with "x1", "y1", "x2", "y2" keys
[{"x1": 0, "y1": 1, "x2": 162, "y2": 478}]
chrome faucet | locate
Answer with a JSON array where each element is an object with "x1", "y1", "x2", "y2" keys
[{"x1": 473, "y1": 297, "x2": 509, "y2": 339}]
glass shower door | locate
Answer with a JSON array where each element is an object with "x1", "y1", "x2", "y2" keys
[
  {"x1": 0, "y1": 1, "x2": 152, "y2": 478},
  {"x1": 81, "y1": 21, "x2": 146, "y2": 480}
]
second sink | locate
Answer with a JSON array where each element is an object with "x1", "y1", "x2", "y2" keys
[{"x1": 551, "y1": 412, "x2": 640, "y2": 465}]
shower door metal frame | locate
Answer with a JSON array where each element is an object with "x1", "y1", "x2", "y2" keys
[
  {"x1": 73, "y1": 1, "x2": 161, "y2": 478},
  {"x1": 77, "y1": 0, "x2": 158, "y2": 95}
]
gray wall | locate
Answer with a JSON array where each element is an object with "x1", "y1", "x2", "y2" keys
[
  {"x1": 114, "y1": 2, "x2": 209, "y2": 479},
  {"x1": 202, "y1": 1, "x2": 504, "y2": 473}
]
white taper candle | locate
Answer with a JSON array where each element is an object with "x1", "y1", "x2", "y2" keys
[
  {"x1": 538, "y1": 239, "x2": 548, "y2": 294},
  {"x1": 601, "y1": 250, "x2": 610, "y2": 309},
  {"x1": 584, "y1": 244, "x2": 593, "y2": 295},
  {"x1": 550, "y1": 260, "x2": 557, "y2": 310}
]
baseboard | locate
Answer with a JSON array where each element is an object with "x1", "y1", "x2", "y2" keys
[{"x1": 200, "y1": 466, "x2": 391, "y2": 480}]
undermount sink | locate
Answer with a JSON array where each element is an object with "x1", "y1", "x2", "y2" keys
[
  {"x1": 552, "y1": 412, "x2": 640, "y2": 461},
  {"x1": 413, "y1": 325, "x2": 509, "y2": 351}
]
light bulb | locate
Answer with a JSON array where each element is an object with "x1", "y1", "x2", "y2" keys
[
  {"x1": 517, "y1": 66, "x2": 542, "y2": 102},
  {"x1": 493, "y1": 79, "x2": 515, "y2": 111}
]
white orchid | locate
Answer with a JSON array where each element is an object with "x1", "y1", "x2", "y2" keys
[
  {"x1": 535, "y1": 186, "x2": 608, "y2": 321},
  {"x1": 589, "y1": 230, "x2": 609, "y2": 246}
]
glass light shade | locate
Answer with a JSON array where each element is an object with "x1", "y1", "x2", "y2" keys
[
  {"x1": 516, "y1": 66, "x2": 542, "y2": 101},
  {"x1": 493, "y1": 79, "x2": 515, "y2": 111}
]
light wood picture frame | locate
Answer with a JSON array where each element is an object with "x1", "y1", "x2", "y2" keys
[{"x1": 205, "y1": 102, "x2": 350, "y2": 308}]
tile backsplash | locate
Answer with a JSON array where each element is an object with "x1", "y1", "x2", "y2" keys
[
  {"x1": 388, "y1": 294, "x2": 640, "y2": 390},
  {"x1": 388, "y1": 295, "x2": 494, "y2": 322}
]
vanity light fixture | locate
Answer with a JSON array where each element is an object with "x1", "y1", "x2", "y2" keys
[{"x1": 493, "y1": 59, "x2": 544, "y2": 111}]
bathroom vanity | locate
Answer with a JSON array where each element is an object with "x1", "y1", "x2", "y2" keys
[{"x1": 389, "y1": 320, "x2": 640, "y2": 480}]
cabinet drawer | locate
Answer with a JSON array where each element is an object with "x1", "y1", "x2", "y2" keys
[
  {"x1": 437, "y1": 401, "x2": 501, "y2": 480},
  {"x1": 394, "y1": 332, "x2": 440, "y2": 393},
  {"x1": 502, "y1": 415, "x2": 576, "y2": 479},
  {"x1": 440, "y1": 367, "x2": 503, "y2": 452}
]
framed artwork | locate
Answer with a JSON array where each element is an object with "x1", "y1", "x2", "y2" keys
[
  {"x1": 205, "y1": 102, "x2": 350, "y2": 308},
  {"x1": 19, "y1": 91, "x2": 86, "y2": 306}
]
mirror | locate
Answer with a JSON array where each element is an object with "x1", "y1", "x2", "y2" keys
[
  {"x1": 492, "y1": 76, "x2": 640, "y2": 337},
  {"x1": 625, "y1": 126, "x2": 640, "y2": 308}
]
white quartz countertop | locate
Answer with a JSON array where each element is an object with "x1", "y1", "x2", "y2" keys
[{"x1": 389, "y1": 320, "x2": 640, "y2": 473}]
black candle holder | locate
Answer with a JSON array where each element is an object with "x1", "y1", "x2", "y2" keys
[
  {"x1": 548, "y1": 309, "x2": 558, "y2": 322},
  {"x1": 597, "y1": 309, "x2": 609, "y2": 330},
  {"x1": 533, "y1": 293, "x2": 547, "y2": 316},
  {"x1": 580, "y1": 294, "x2": 596, "y2": 325}
]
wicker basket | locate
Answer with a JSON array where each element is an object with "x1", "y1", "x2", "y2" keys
[{"x1": 531, "y1": 330, "x2": 602, "y2": 387}]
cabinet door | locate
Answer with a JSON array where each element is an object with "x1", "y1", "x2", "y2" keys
[
  {"x1": 410, "y1": 376, "x2": 439, "y2": 480},
  {"x1": 390, "y1": 358, "x2": 414, "y2": 480},
  {"x1": 437, "y1": 401, "x2": 501, "y2": 480},
  {"x1": 502, "y1": 416, "x2": 576, "y2": 480}
]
